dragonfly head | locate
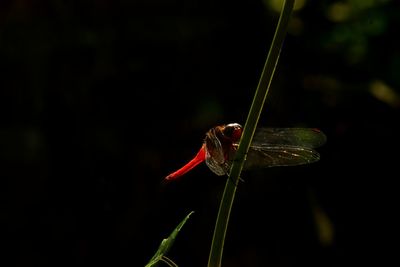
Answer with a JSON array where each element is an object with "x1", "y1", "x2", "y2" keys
[{"x1": 223, "y1": 123, "x2": 243, "y2": 143}]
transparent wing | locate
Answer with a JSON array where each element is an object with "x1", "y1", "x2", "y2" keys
[
  {"x1": 243, "y1": 145, "x2": 321, "y2": 170},
  {"x1": 252, "y1": 128, "x2": 327, "y2": 148},
  {"x1": 205, "y1": 127, "x2": 326, "y2": 175},
  {"x1": 205, "y1": 151, "x2": 227, "y2": 176},
  {"x1": 204, "y1": 133, "x2": 227, "y2": 176}
]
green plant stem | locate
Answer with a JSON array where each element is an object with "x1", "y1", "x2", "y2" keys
[
  {"x1": 160, "y1": 256, "x2": 178, "y2": 267},
  {"x1": 207, "y1": 1, "x2": 295, "y2": 266}
]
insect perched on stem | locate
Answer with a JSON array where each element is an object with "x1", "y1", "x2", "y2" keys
[{"x1": 164, "y1": 123, "x2": 326, "y2": 182}]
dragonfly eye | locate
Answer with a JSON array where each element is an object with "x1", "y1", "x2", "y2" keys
[
  {"x1": 225, "y1": 123, "x2": 242, "y2": 128},
  {"x1": 223, "y1": 123, "x2": 243, "y2": 141}
]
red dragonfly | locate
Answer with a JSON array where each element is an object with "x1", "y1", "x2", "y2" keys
[{"x1": 164, "y1": 123, "x2": 326, "y2": 182}]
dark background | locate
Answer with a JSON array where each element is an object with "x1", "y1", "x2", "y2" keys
[{"x1": 1, "y1": 0, "x2": 398, "y2": 266}]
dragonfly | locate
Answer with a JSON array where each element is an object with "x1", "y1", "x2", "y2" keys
[{"x1": 164, "y1": 123, "x2": 326, "y2": 182}]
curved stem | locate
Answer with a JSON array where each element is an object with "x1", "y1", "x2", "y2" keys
[
  {"x1": 160, "y1": 256, "x2": 178, "y2": 267},
  {"x1": 207, "y1": 1, "x2": 295, "y2": 266}
]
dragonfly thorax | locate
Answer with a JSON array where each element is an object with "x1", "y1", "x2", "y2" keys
[{"x1": 202, "y1": 123, "x2": 243, "y2": 175}]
